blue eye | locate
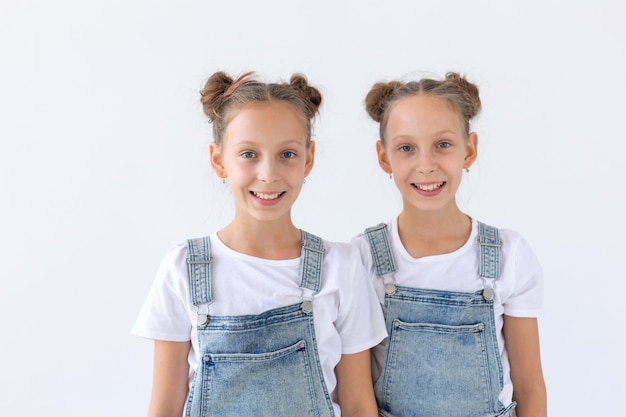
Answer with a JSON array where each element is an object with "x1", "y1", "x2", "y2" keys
[
  {"x1": 282, "y1": 151, "x2": 296, "y2": 159},
  {"x1": 241, "y1": 151, "x2": 256, "y2": 158},
  {"x1": 399, "y1": 145, "x2": 412, "y2": 152},
  {"x1": 437, "y1": 142, "x2": 451, "y2": 149}
]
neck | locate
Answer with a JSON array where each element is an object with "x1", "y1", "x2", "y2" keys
[
  {"x1": 218, "y1": 215, "x2": 302, "y2": 260},
  {"x1": 397, "y1": 200, "x2": 472, "y2": 257}
]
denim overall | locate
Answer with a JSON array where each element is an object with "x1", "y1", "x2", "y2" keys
[
  {"x1": 184, "y1": 231, "x2": 335, "y2": 417},
  {"x1": 365, "y1": 222, "x2": 516, "y2": 417}
]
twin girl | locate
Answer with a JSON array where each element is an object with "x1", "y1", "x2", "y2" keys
[{"x1": 133, "y1": 71, "x2": 546, "y2": 417}]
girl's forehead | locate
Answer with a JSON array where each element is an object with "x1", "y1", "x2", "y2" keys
[
  {"x1": 228, "y1": 102, "x2": 305, "y2": 125},
  {"x1": 388, "y1": 95, "x2": 463, "y2": 131},
  {"x1": 392, "y1": 95, "x2": 457, "y2": 116},
  {"x1": 221, "y1": 104, "x2": 309, "y2": 148}
]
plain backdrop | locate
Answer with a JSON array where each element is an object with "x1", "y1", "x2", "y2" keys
[{"x1": 1, "y1": 1, "x2": 625, "y2": 416}]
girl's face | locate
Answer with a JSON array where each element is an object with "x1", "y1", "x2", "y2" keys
[
  {"x1": 377, "y1": 94, "x2": 477, "y2": 214},
  {"x1": 210, "y1": 102, "x2": 314, "y2": 225}
]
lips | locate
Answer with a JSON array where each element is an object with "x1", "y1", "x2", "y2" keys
[
  {"x1": 412, "y1": 181, "x2": 445, "y2": 191},
  {"x1": 251, "y1": 191, "x2": 285, "y2": 200}
]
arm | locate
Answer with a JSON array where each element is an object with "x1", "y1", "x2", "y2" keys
[
  {"x1": 335, "y1": 350, "x2": 378, "y2": 417},
  {"x1": 147, "y1": 340, "x2": 191, "y2": 417},
  {"x1": 503, "y1": 315, "x2": 547, "y2": 417}
]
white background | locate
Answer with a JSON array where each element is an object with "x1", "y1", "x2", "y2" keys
[{"x1": 1, "y1": 1, "x2": 625, "y2": 416}]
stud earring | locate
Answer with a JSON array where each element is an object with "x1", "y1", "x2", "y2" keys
[
  {"x1": 221, "y1": 177, "x2": 227, "y2": 184},
  {"x1": 464, "y1": 167, "x2": 470, "y2": 173},
  {"x1": 389, "y1": 173, "x2": 393, "y2": 180}
]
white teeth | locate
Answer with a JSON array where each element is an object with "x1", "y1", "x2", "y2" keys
[
  {"x1": 252, "y1": 191, "x2": 283, "y2": 200},
  {"x1": 414, "y1": 182, "x2": 444, "y2": 191}
]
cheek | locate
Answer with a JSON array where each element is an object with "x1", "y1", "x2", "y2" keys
[
  {"x1": 389, "y1": 154, "x2": 411, "y2": 172},
  {"x1": 224, "y1": 160, "x2": 254, "y2": 180},
  {"x1": 285, "y1": 165, "x2": 307, "y2": 182},
  {"x1": 454, "y1": 154, "x2": 468, "y2": 168}
]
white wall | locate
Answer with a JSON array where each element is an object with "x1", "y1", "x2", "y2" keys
[{"x1": 1, "y1": 1, "x2": 624, "y2": 415}]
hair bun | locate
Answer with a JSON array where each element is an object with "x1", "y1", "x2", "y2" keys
[
  {"x1": 290, "y1": 74, "x2": 322, "y2": 116},
  {"x1": 445, "y1": 72, "x2": 481, "y2": 120},
  {"x1": 200, "y1": 71, "x2": 234, "y2": 121},
  {"x1": 365, "y1": 81, "x2": 403, "y2": 122}
]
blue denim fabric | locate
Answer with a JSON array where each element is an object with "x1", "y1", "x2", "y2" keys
[
  {"x1": 184, "y1": 231, "x2": 334, "y2": 417},
  {"x1": 365, "y1": 222, "x2": 515, "y2": 417}
]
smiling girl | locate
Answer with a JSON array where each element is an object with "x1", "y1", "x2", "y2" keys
[
  {"x1": 133, "y1": 71, "x2": 386, "y2": 417},
  {"x1": 352, "y1": 72, "x2": 547, "y2": 417}
]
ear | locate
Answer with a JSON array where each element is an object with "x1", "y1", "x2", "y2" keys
[
  {"x1": 376, "y1": 140, "x2": 393, "y2": 174},
  {"x1": 464, "y1": 132, "x2": 478, "y2": 170},
  {"x1": 209, "y1": 142, "x2": 227, "y2": 178},
  {"x1": 304, "y1": 140, "x2": 316, "y2": 177}
]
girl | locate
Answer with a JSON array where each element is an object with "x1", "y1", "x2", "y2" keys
[
  {"x1": 132, "y1": 71, "x2": 386, "y2": 417},
  {"x1": 352, "y1": 72, "x2": 547, "y2": 417}
]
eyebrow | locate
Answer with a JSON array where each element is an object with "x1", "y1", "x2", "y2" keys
[
  {"x1": 432, "y1": 129, "x2": 459, "y2": 136},
  {"x1": 232, "y1": 139, "x2": 307, "y2": 147},
  {"x1": 390, "y1": 129, "x2": 460, "y2": 142}
]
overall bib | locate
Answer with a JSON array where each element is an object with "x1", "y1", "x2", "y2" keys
[
  {"x1": 184, "y1": 231, "x2": 335, "y2": 417},
  {"x1": 365, "y1": 222, "x2": 516, "y2": 417}
]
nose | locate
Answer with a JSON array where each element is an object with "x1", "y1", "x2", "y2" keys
[
  {"x1": 257, "y1": 158, "x2": 281, "y2": 182},
  {"x1": 416, "y1": 150, "x2": 437, "y2": 174}
]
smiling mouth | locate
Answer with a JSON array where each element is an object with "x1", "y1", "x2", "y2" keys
[
  {"x1": 412, "y1": 182, "x2": 445, "y2": 191},
  {"x1": 251, "y1": 191, "x2": 285, "y2": 200}
]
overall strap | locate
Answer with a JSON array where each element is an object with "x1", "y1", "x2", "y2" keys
[
  {"x1": 365, "y1": 223, "x2": 397, "y2": 276},
  {"x1": 477, "y1": 222, "x2": 502, "y2": 280},
  {"x1": 299, "y1": 231, "x2": 325, "y2": 293},
  {"x1": 187, "y1": 236, "x2": 212, "y2": 306}
]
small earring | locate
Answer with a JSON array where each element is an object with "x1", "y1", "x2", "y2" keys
[
  {"x1": 464, "y1": 167, "x2": 470, "y2": 173},
  {"x1": 303, "y1": 177, "x2": 307, "y2": 184},
  {"x1": 389, "y1": 173, "x2": 393, "y2": 180},
  {"x1": 221, "y1": 177, "x2": 227, "y2": 184}
]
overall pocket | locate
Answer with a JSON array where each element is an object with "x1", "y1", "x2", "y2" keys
[
  {"x1": 195, "y1": 340, "x2": 321, "y2": 417},
  {"x1": 377, "y1": 319, "x2": 493, "y2": 417}
]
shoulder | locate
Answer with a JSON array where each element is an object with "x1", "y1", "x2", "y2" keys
[
  {"x1": 157, "y1": 241, "x2": 190, "y2": 274},
  {"x1": 348, "y1": 221, "x2": 393, "y2": 254},
  {"x1": 131, "y1": 240, "x2": 197, "y2": 341},
  {"x1": 479, "y1": 222, "x2": 543, "y2": 284},
  {"x1": 485, "y1": 225, "x2": 544, "y2": 315},
  {"x1": 348, "y1": 232, "x2": 368, "y2": 254},
  {"x1": 472, "y1": 221, "x2": 542, "y2": 277},
  {"x1": 495, "y1": 227, "x2": 540, "y2": 262},
  {"x1": 145, "y1": 241, "x2": 194, "y2": 300},
  {"x1": 317, "y1": 238, "x2": 371, "y2": 288},
  {"x1": 321, "y1": 239, "x2": 359, "y2": 265},
  {"x1": 475, "y1": 221, "x2": 534, "y2": 254}
]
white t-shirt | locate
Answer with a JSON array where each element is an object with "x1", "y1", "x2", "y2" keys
[
  {"x1": 132, "y1": 233, "x2": 387, "y2": 415},
  {"x1": 351, "y1": 217, "x2": 544, "y2": 407}
]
